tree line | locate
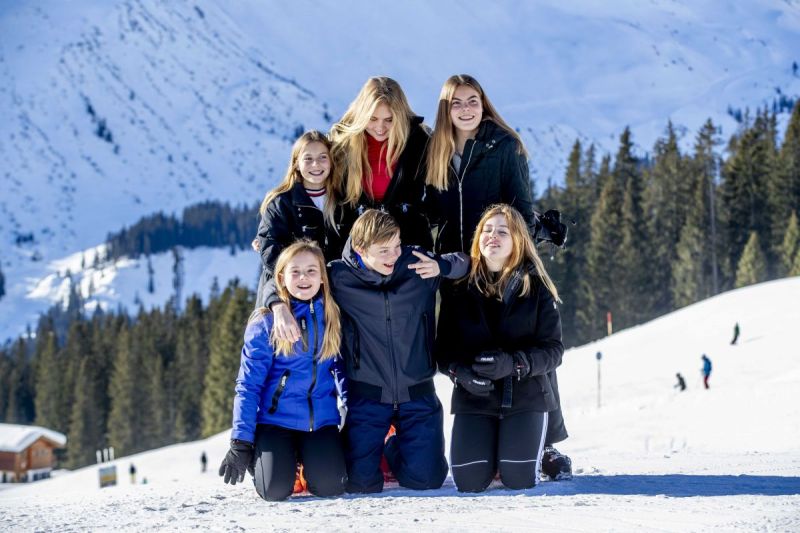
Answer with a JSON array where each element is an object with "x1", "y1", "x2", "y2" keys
[
  {"x1": 0, "y1": 102, "x2": 799, "y2": 469},
  {"x1": 105, "y1": 201, "x2": 259, "y2": 261},
  {"x1": 0, "y1": 279, "x2": 253, "y2": 469},
  {"x1": 540, "y1": 104, "x2": 800, "y2": 343}
]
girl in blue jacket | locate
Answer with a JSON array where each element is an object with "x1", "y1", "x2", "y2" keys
[{"x1": 219, "y1": 240, "x2": 347, "y2": 501}]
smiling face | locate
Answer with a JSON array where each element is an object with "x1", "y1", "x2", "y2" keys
[
  {"x1": 449, "y1": 85, "x2": 483, "y2": 137},
  {"x1": 356, "y1": 231, "x2": 402, "y2": 276},
  {"x1": 297, "y1": 141, "x2": 331, "y2": 189},
  {"x1": 281, "y1": 251, "x2": 323, "y2": 301},
  {"x1": 365, "y1": 102, "x2": 393, "y2": 142},
  {"x1": 479, "y1": 214, "x2": 513, "y2": 272}
]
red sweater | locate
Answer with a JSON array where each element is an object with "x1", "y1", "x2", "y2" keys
[{"x1": 365, "y1": 135, "x2": 393, "y2": 202}]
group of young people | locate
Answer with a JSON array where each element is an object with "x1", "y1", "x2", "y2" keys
[{"x1": 217, "y1": 75, "x2": 572, "y2": 500}]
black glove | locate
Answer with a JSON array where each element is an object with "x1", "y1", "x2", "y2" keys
[
  {"x1": 534, "y1": 209, "x2": 568, "y2": 247},
  {"x1": 473, "y1": 350, "x2": 530, "y2": 381},
  {"x1": 449, "y1": 364, "x2": 494, "y2": 396},
  {"x1": 219, "y1": 439, "x2": 254, "y2": 485}
]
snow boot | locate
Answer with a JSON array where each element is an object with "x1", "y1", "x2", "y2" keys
[
  {"x1": 292, "y1": 463, "x2": 308, "y2": 494},
  {"x1": 541, "y1": 445, "x2": 572, "y2": 481},
  {"x1": 380, "y1": 424, "x2": 398, "y2": 483}
]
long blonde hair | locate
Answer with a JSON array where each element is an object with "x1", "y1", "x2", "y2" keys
[
  {"x1": 260, "y1": 131, "x2": 338, "y2": 230},
  {"x1": 468, "y1": 204, "x2": 560, "y2": 302},
  {"x1": 427, "y1": 74, "x2": 528, "y2": 191},
  {"x1": 250, "y1": 240, "x2": 341, "y2": 360},
  {"x1": 330, "y1": 77, "x2": 414, "y2": 205}
]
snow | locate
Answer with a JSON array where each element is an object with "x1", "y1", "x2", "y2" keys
[
  {"x1": 0, "y1": 424, "x2": 66, "y2": 453},
  {"x1": 1, "y1": 277, "x2": 799, "y2": 531},
  {"x1": 0, "y1": 245, "x2": 260, "y2": 341},
  {"x1": 2, "y1": 0, "x2": 800, "y2": 340}
]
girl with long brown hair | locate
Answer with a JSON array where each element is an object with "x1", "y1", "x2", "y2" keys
[{"x1": 434, "y1": 204, "x2": 564, "y2": 492}]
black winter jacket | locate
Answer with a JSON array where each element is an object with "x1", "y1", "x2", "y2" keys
[
  {"x1": 434, "y1": 264, "x2": 564, "y2": 416},
  {"x1": 429, "y1": 119, "x2": 537, "y2": 254},
  {"x1": 329, "y1": 239, "x2": 469, "y2": 405},
  {"x1": 340, "y1": 116, "x2": 433, "y2": 250},
  {"x1": 255, "y1": 182, "x2": 348, "y2": 306}
]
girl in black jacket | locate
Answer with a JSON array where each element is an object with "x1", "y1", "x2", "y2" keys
[
  {"x1": 427, "y1": 75, "x2": 572, "y2": 480},
  {"x1": 435, "y1": 204, "x2": 564, "y2": 492},
  {"x1": 253, "y1": 130, "x2": 347, "y2": 307},
  {"x1": 330, "y1": 76, "x2": 433, "y2": 250},
  {"x1": 426, "y1": 74, "x2": 538, "y2": 254}
]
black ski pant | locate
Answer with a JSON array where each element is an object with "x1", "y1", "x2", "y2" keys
[
  {"x1": 252, "y1": 424, "x2": 346, "y2": 501},
  {"x1": 450, "y1": 411, "x2": 548, "y2": 492}
]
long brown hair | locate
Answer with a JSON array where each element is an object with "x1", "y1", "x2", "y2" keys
[
  {"x1": 260, "y1": 130, "x2": 338, "y2": 230},
  {"x1": 330, "y1": 77, "x2": 415, "y2": 205},
  {"x1": 427, "y1": 74, "x2": 528, "y2": 191},
  {"x1": 468, "y1": 204, "x2": 560, "y2": 302},
  {"x1": 250, "y1": 240, "x2": 341, "y2": 360}
]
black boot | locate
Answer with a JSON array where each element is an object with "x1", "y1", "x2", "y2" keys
[{"x1": 541, "y1": 445, "x2": 572, "y2": 481}]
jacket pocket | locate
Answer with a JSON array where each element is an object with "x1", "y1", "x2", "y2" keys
[{"x1": 267, "y1": 370, "x2": 291, "y2": 414}]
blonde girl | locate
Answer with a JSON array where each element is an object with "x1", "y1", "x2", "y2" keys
[
  {"x1": 220, "y1": 240, "x2": 347, "y2": 501},
  {"x1": 330, "y1": 76, "x2": 433, "y2": 249},
  {"x1": 254, "y1": 130, "x2": 346, "y2": 306}
]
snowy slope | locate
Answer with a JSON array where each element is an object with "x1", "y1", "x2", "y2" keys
[
  {"x1": 1, "y1": 277, "x2": 799, "y2": 532},
  {"x1": 2, "y1": 0, "x2": 800, "y2": 338},
  {"x1": 0, "y1": 244, "x2": 260, "y2": 341}
]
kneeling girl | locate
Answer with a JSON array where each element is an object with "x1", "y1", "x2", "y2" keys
[
  {"x1": 435, "y1": 204, "x2": 564, "y2": 492},
  {"x1": 220, "y1": 240, "x2": 347, "y2": 500}
]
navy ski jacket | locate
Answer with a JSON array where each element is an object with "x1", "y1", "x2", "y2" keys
[
  {"x1": 231, "y1": 297, "x2": 344, "y2": 443},
  {"x1": 329, "y1": 238, "x2": 469, "y2": 405}
]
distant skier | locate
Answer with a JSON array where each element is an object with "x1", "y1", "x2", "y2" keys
[
  {"x1": 674, "y1": 373, "x2": 686, "y2": 392},
  {"x1": 701, "y1": 354, "x2": 712, "y2": 389},
  {"x1": 730, "y1": 322, "x2": 740, "y2": 345},
  {"x1": 201, "y1": 452, "x2": 207, "y2": 473},
  {"x1": 129, "y1": 463, "x2": 137, "y2": 484}
]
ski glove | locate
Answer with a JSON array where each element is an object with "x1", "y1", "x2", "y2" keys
[
  {"x1": 472, "y1": 350, "x2": 531, "y2": 381},
  {"x1": 219, "y1": 439, "x2": 254, "y2": 485},
  {"x1": 449, "y1": 363, "x2": 495, "y2": 397}
]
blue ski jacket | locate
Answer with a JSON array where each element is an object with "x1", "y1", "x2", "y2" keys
[{"x1": 231, "y1": 297, "x2": 344, "y2": 443}]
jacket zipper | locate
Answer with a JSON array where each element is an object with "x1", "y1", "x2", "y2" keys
[
  {"x1": 307, "y1": 300, "x2": 319, "y2": 431},
  {"x1": 268, "y1": 370, "x2": 291, "y2": 414},
  {"x1": 456, "y1": 141, "x2": 477, "y2": 252},
  {"x1": 384, "y1": 289, "x2": 398, "y2": 406}
]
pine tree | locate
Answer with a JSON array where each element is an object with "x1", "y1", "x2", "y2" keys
[
  {"x1": 66, "y1": 354, "x2": 105, "y2": 468},
  {"x1": 33, "y1": 327, "x2": 67, "y2": 432},
  {"x1": 5, "y1": 339, "x2": 35, "y2": 424},
  {"x1": 582, "y1": 154, "x2": 622, "y2": 340},
  {"x1": 107, "y1": 325, "x2": 143, "y2": 456},
  {"x1": 614, "y1": 128, "x2": 649, "y2": 327},
  {"x1": 174, "y1": 295, "x2": 208, "y2": 442},
  {"x1": 721, "y1": 110, "x2": 776, "y2": 281},
  {"x1": 790, "y1": 246, "x2": 800, "y2": 276},
  {"x1": 781, "y1": 211, "x2": 800, "y2": 276},
  {"x1": 735, "y1": 232, "x2": 768, "y2": 288},
  {"x1": 672, "y1": 120, "x2": 722, "y2": 306},
  {"x1": 201, "y1": 284, "x2": 252, "y2": 437},
  {"x1": 780, "y1": 102, "x2": 800, "y2": 234},
  {"x1": 644, "y1": 122, "x2": 688, "y2": 315}
]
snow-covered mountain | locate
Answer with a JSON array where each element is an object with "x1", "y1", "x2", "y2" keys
[
  {"x1": 2, "y1": 0, "x2": 800, "y2": 340},
  {"x1": 2, "y1": 277, "x2": 799, "y2": 531}
]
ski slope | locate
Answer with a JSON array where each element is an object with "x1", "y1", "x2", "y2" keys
[{"x1": 2, "y1": 277, "x2": 799, "y2": 532}]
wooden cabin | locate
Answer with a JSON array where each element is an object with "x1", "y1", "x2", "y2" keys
[{"x1": 0, "y1": 423, "x2": 67, "y2": 483}]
